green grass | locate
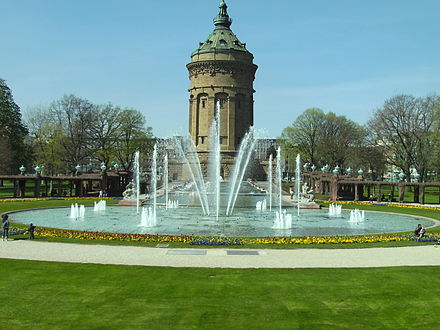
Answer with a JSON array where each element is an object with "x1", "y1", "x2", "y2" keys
[
  {"x1": 0, "y1": 259, "x2": 439, "y2": 329},
  {"x1": 0, "y1": 180, "x2": 85, "y2": 197}
]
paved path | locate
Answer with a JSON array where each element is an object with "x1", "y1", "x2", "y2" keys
[{"x1": 1, "y1": 240, "x2": 439, "y2": 268}]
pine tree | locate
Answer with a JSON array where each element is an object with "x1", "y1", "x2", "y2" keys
[{"x1": 0, "y1": 78, "x2": 29, "y2": 173}]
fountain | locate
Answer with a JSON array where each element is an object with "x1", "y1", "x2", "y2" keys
[
  {"x1": 164, "y1": 153, "x2": 169, "y2": 210},
  {"x1": 273, "y1": 210, "x2": 292, "y2": 229},
  {"x1": 167, "y1": 200, "x2": 179, "y2": 209},
  {"x1": 256, "y1": 199, "x2": 267, "y2": 211},
  {"x1": 139, "y1": 207, "x2": 156, "y2": 227},
  {"x1": 69, "y1": 203, "x2": 85, "y2": 219},
  {"x1": 150, "y1": 144, "x2": 158, "y2": 224},
  {"x1": 349, "y1": 209, "x2": 365, "y2": 223},
  {"x1": 295, "y1": 154, "x2": 301, "y2": 216},
  {"x1": 268, "y1": 154, "x2": 273, "y2": 211},
  {"x1": 226, "y1": 128, "x2": 256, "y2": 215},
  {"x1": 328, "y1": 203, "x2": 342, "y2": 217},
  {"x1": 93, "y1": 200, "x2": 106, "y2": 212},
  {"x1": 133, "y1": 151, "x2": 141, "y2": 213},
  {"x1": 290, "y1": 154, "x2": 320, "y2": 209},
  {"x1": 208, "y1": 100, "x2": 221, "y2": 220},
  {"x1": 172, "y1": 135, "x2": 210, "y2": 215}
]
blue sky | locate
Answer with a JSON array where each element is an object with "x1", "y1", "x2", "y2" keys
[{"x1": 1, "y1": 0, "x2": 439, "y2": 138}]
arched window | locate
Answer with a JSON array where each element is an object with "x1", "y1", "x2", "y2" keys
[
  {"x1": 215, "y1": 93, "x2": 228, "y2": 110},
  {"x1": 198, "y1": 93, "x2": 208, "y2": 110}
]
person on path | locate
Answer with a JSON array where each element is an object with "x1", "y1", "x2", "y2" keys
[
  {"x1": 419, "y1": 226, "x2": 426, "y2": 238},
  {"x1": 28, "y1": 223, "x2": 36, "y2": 239},
  {"x1": 2, "y1": 215, "x2": 10, "y2": 241}
]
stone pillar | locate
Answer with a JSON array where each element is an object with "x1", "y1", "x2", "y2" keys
[
  {"x1": 421, "y1": 185, "x2": 425, "y2": 204},
  {"x1": 18, "y1": 179, "x2": 26, "y2": 198},
  {"x1": 377, "y1": 184, "x2": 382, "y2": 202},
  {"x1": 398, "y1": 182, "x2": 405, "y2": 203},
  {"x1": 354, "y1": 184, "x2": 359, "y2": 201},
  {"x1": 13, "y1": 179, "x2": 17, "y2": 198},
  {"x1": 413, "y1": 185, "x2": 420, "y2": 203},
  {"x1": 330, "y1": 176, "x2": 338, "y2": 201},
  {"x1": 34, "y1": 176, "x2": 41, "y2": 198},
  {"x1": 101, "y1": 172, "x2": 108, "y2": 194}
]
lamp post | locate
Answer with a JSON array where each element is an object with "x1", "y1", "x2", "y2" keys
[
  {"x1": 398, "y1": 172, "x2": 405, "y2": 181},
  {"x1": 35, "y1": 165, "x2": 42, "y2": 176}
]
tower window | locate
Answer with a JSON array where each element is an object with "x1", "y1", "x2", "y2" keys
[
  {"x1": 202, "y1": 99, "x2": 206, "y2": 108},
  {"x1": 219, "y1": 39, "x2": 227, "y2": 46}
]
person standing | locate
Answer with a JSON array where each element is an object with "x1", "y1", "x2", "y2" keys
[{"x1": 2, "y1": 214, "x2": 10, "y2": 241}]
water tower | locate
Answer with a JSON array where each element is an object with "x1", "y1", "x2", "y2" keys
[{"x1": 187, "y1": 1, "x2": 258, "y2": 177}]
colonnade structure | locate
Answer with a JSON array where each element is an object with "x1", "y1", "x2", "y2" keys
[
  {"x1": 303, "y1": 171, "x2": 440, "y2": 204},
  {"x1": 0, "y1": 170, "x2": 129, "y2": 198}
]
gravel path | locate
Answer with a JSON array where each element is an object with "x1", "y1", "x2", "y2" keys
[{"x1": 1, "y1": 240, "x2": 439, "y2": 268}]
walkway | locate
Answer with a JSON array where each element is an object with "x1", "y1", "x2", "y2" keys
[{"x1": 1, "y1": 240, "x2": 439, "y2": 268}]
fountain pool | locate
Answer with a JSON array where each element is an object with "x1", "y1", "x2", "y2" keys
[{"x1": 9, "y1": 206, "x2": 435, "y2": 237}]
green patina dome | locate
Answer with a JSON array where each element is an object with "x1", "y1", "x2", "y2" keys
[{"x1": 193, "y1": 1, "x2": 250, "y2": 55}]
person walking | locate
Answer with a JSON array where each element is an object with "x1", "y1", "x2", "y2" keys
[
  {"x1": 2, "y1": 214, "x2": 10, "y2": 241},
  {"x1": 28, "y1": 223, "x2": 36, "y2": 239}
]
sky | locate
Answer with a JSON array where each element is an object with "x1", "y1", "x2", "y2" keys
[{"x1": 1, "y1": 0, "x2": 439, "y2": 138}]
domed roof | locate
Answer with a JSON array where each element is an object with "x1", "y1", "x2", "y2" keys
[{"x1": 192, "y1": 1, "x2": 250, "y2": 55}]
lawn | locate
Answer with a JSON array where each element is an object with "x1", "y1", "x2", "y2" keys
[
  {"x1": 0, "y1": 259, "x2": 439, "y2": 329},
  {"x1": 0, "y1": 179, "x2": 77, "y2": 198}
]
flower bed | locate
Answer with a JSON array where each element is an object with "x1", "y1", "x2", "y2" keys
[
  {"x1": 0, "y1": 197, "x2": 116, "y2": 203},
  {"x1": 321, "y1": 200, "x2": 440, "y2": 211},
  {"x1": 32, "y1": 228, "x2": 413, "y2": 246}
]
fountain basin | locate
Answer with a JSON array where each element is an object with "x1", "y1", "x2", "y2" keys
[{"x1": 9, "y1": 206, "x2": 435, "y2": 237}]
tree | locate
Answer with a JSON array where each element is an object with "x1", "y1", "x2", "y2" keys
[
  {"x1": 368, "y1": 94, "x2": 439, "y2": 181},
  {"x1": 88, "y1": 104, "x2": 123, "y2": 167},
  {"x1": 49, "y1": 94, "x2": 96, "y2": 172},
  {"x1": 25, "y1": 106, "x2": 65, "y2": 175},
  {"x1": 318, "y1": 112, "x2": 366, "y2": 168},
  {"x1": 25, "y1": 95, "x2": 154, "y2": 175},
  {"x1": 280, "y1": 108, "x2": 325, "y2": 165},
  {"x1": 280, "y1": 108, "x2": 366, "y2": 169},
  {"x1": 114, "y1": 109, "x2": 154, "y2": 171},
  {"x1": 0, "y1": 79, "x2": 29, "y2": 173}
]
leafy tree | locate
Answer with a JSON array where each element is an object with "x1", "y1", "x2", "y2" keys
[
  {"x1": 26, "y1": 99, "x2": 155, "y2": 175},
  {"x1": 280, "y1": 108, "x2": 325, "y2": 165},
  {"x1": 49, "y1": 94, "x2": 96, "y2": 172},
  {"x1": 280, "y1": 108, "x2": 367, "y2": 169},
  {"x1": 25, "y1": 106, "x2": 65, "y2": 175},
  {"x1": 88, "y1": 104, "x2": 123, "y2": 167},
  {"x1": 368, "y1": 94, "x2": 439, "y2": 181},
  {"x1": 0, "y1": 78, "x2": 29, "y2": 173},
  {"x1": 318, "y1": 112, "x2": 366, "y2": 168},
  {"x1": 114, "y1": 109, "x2": 154, "y2": 171}
]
